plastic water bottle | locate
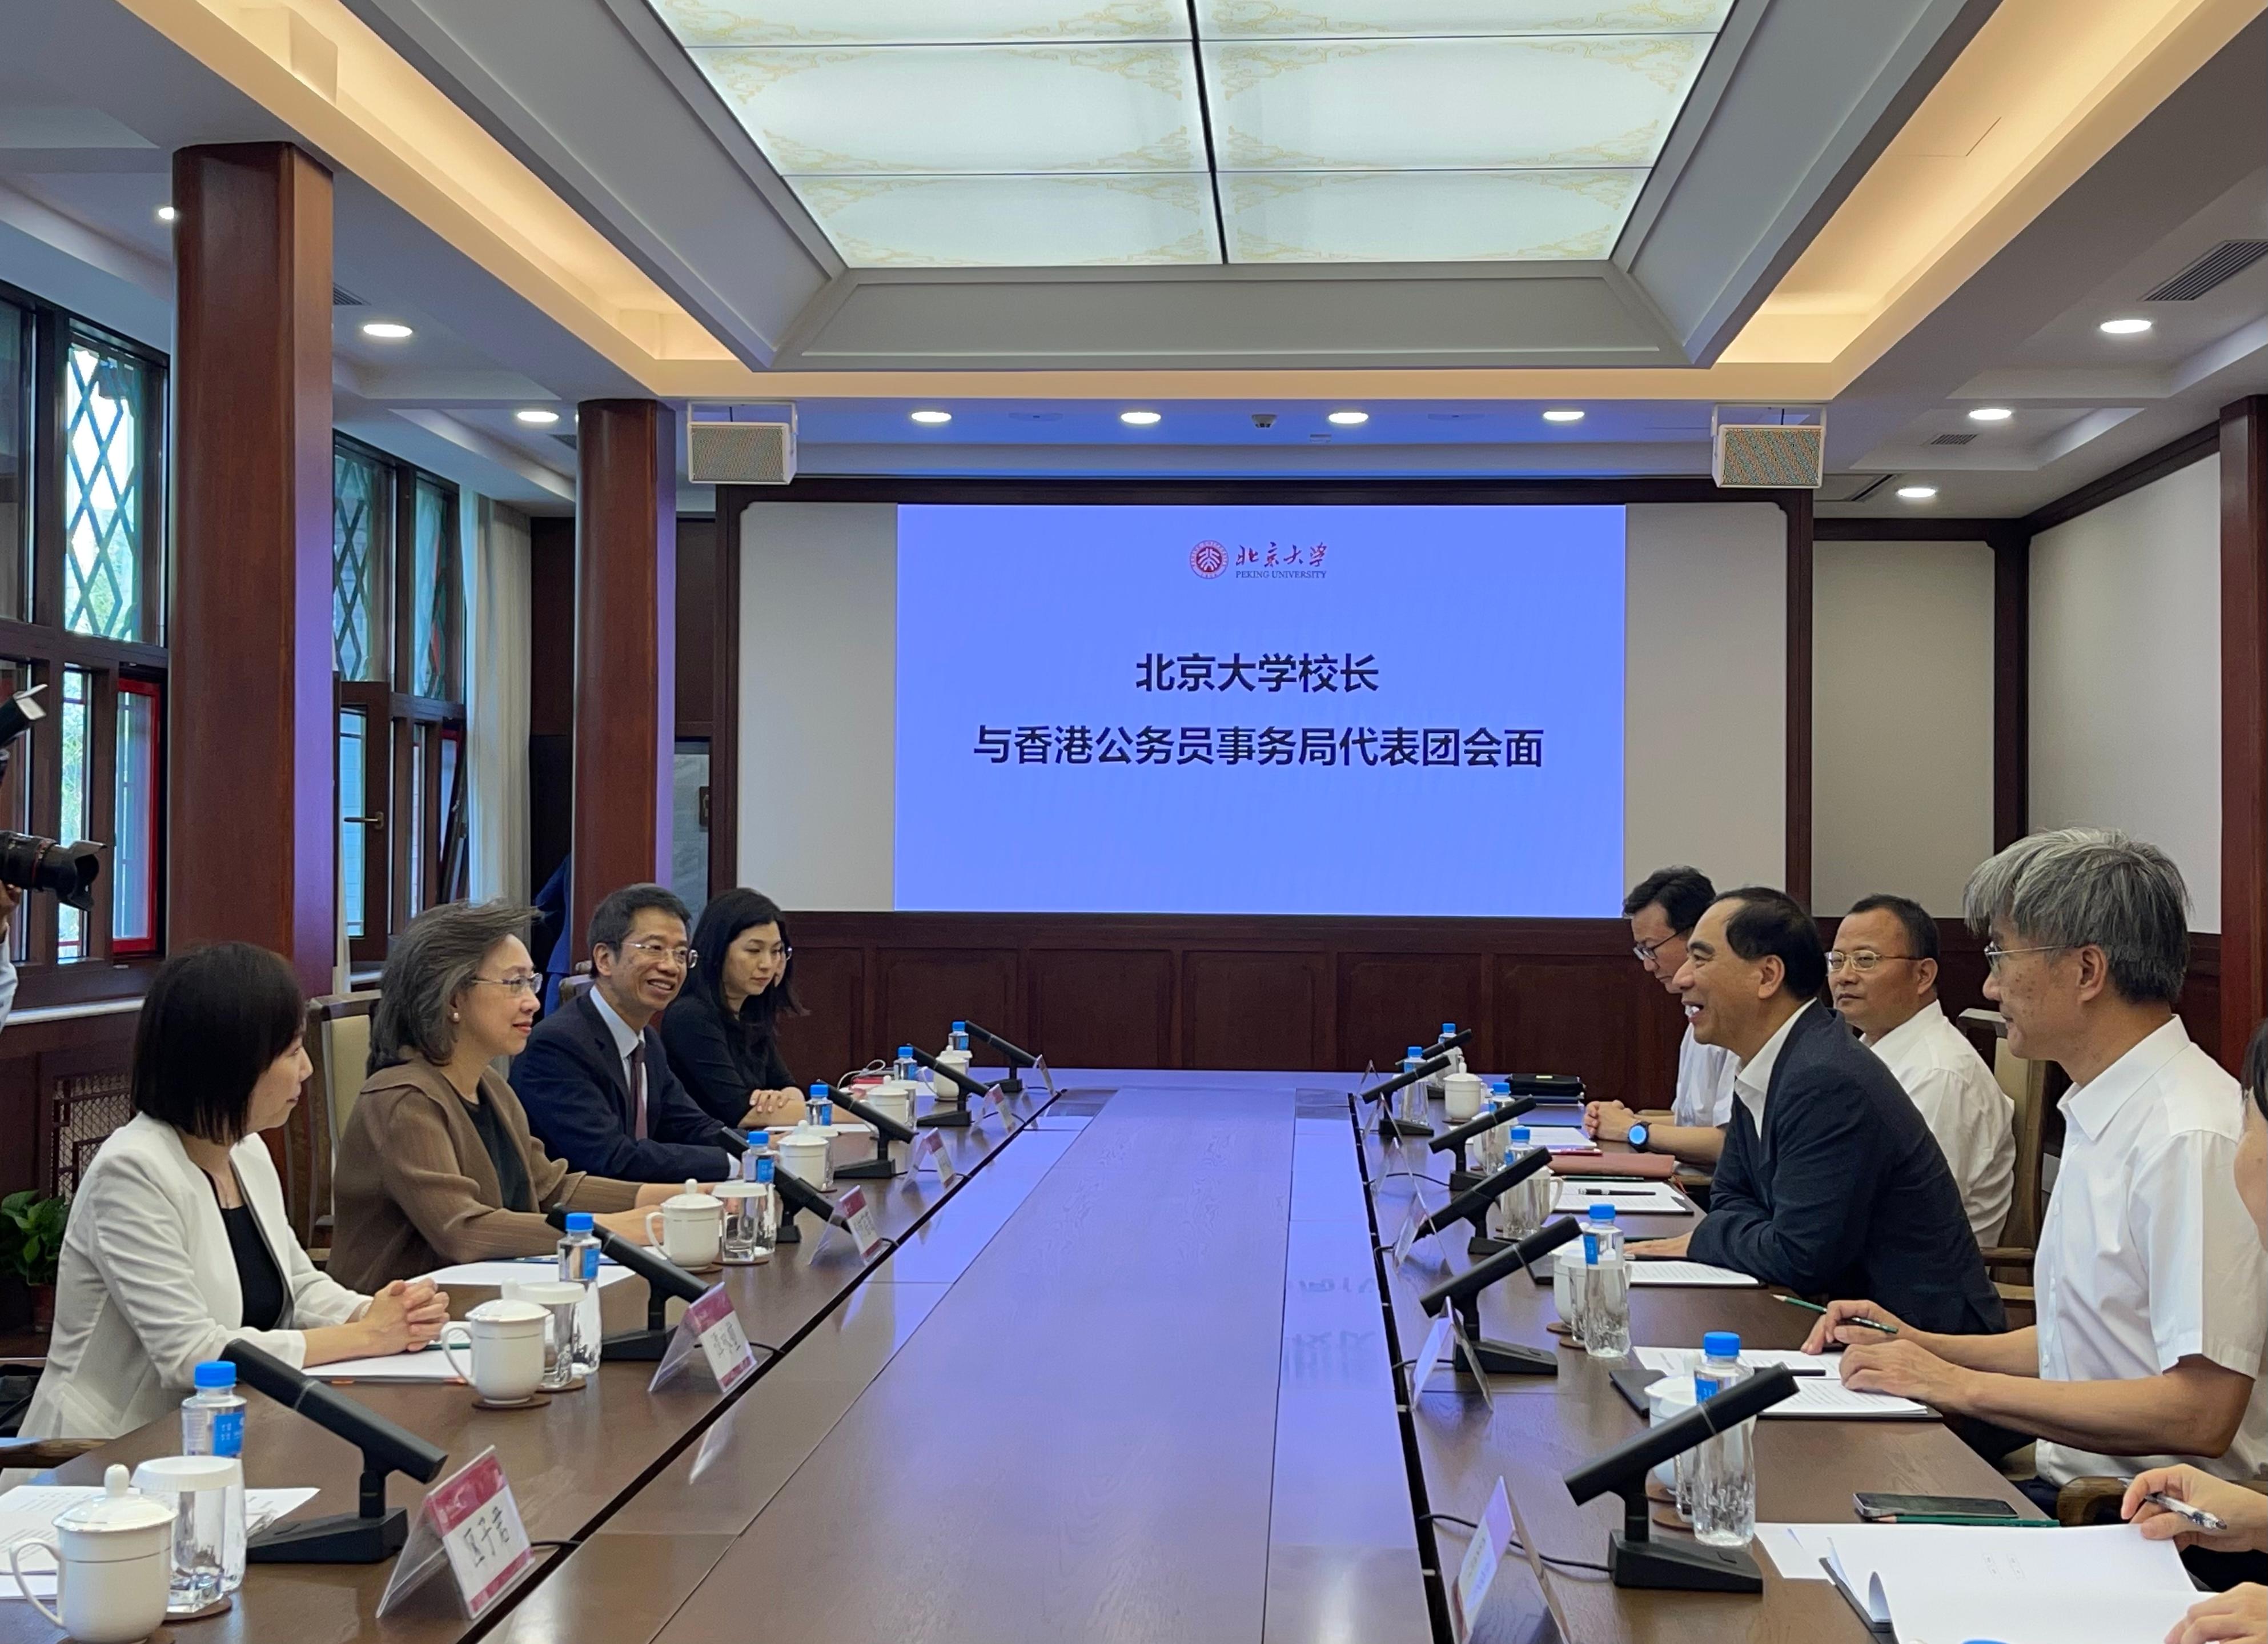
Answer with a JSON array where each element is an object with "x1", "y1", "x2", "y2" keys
[
  {"x1": 1580, "y1": 1204, "x2": 1630, "y2": 1359},
  {"x1": 555, "y1": 1212, "x2": 603, "y2": 1376},
  {"x1": 948, "y1": 1023, "x2": 970, "y2": 1056},
  {"x1": 747, "y1": 1150, "x2": 778, "y2": 1263},
  {"x1": 1428, "y1": 1023, "x2": 1461, "y2": 1098},
  {"x1": 893, "y1": 1046, "x2": 918, "y2": 1084},
  {"x1": 1397, "y1": 1046, "x2": 1427, "y2": 1127},
  {"x1": 1690, "y1": 1331, "x2": 1756, "y2": 1546},
  {"x1": 181, "y1": 1363, "x2": 248, "y2": 1591},
  {"x1": 1492, "y1": 1126, "x2": 1554, "y2": 1243},
  {"x1": 809, "y1": 1081, "x2": 834, "y2": 1128},
  {"x1": 1478, "y1": 1084, "x2": 1515, "y2": 1173}
]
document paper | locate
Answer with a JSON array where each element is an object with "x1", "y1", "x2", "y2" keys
[{"x1": 1635, "y1": 1348, "x2": 1933, "y2": 1418}]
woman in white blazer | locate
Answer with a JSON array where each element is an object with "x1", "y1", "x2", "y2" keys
[{"x1": 18, "y1": 944, "x2": 450, "y2": 1450}]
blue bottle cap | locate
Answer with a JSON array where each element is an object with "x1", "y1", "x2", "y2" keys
[
  {"x1": 810, "y1": 1082, "x2": 831, "y2": 1097},
  {"x1": 192, "y1": 1362, "x2": 236, "y2": 1390},
  {"x1": 1491, "y1": 1080, "x2": 1511, "y2": 1094},
  {"x1": 1703, "y1": 1331, "x2": 1741, "y2": 1358},
  {"x1": 1587, "y1": 1202, "x2": 1617, "y2": 1221},
  {"x1": 952, "y1": 1021, "x2": 966, "y2": 1030},
  {"x1": 1440, "y1": 1022, "x2": 1456, "y2": 1033},
  {"x1": 746, "y1": 1129, "x2": 766, "y2": 1146},
  {"x1": 1406, "y1": 1045, "x2": 1424, "y2": 1057},
  {"x1": 564, "y1": 1212, "x2": 594, "y2": 1233},
  {"x1": 898, "y1": 1046, "x2": 914, "y2": 1057},
  {"x1": 1509, "y1": 1126, "x2": 1531, "y2": 1142}
]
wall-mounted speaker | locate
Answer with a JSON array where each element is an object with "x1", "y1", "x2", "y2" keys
[
  {"x1": 687, "y1": 405, "x2": 797, "y2": 485},
  {"x1": 1711, "y1": 408, "x2": 1824, "y2": 490}
]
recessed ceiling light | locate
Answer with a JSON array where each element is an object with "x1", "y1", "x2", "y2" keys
[
  {"x1": 1119, "y1": 409, "x2": 1162, "y2": 426},
  {"x1": 2098, "y1": 317, "x2": 2153, "y2": 335},
  {"x1": 1896, "y1": 484, "x2": 1939, "y2": 501},
  {"x1": 360, "y1": 322, "x2": 414, "y2": 340},
  {"x1": 1542, "y1": 408, "x2": 1585, "y2": 424},
  {"x1": 1967, "y1": 407, "x2": 2013, "y2": 422},
  {"x1": 514, "y1": 408, "x2": 560, "y2": 426},
  {"x1": 156, "y1": 205, "x2": 177, "y2": 223},
  {"x1": 909, "y1": 409, "x2": 952, "y2": 424},
  {"x1": 1326, "y1": 409, "x2": 1368, "y2": 426}
]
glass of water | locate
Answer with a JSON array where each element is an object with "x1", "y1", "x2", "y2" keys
[
  {"x1": 1689, "y1": 1418, "x2": 1757, "y2": 1545},
  {"x1": 719, "y1": 1181, "x2": 777, "y2": 1264},
  {"x1": 133, "y1": 1456, "x2": 239, "y2": 1613}
]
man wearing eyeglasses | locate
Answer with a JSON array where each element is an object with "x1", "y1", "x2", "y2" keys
[
  {"x1": 1829, "y1": 893, "x2": 2014, "y2": 1246},
  {"x1": 515, "y1": 883, "x2": 737, "y2": 1184},
  {"x1": 1806, "y1": 831, "x2": 2265, "y2": 1550},
  {"x1": 1582, "y1": 866, "x2": 1739, "y2": 1173}
]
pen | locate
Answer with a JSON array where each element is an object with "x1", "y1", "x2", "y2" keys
[
  {"x1": 2143, "y1": 1493, "x2": 2229, "y2": 1533},
  {"x1": 1868, "y1": 1514, "x2": 2057, "y2": 1527},
  {"x1": 1775, "y1": 1296, "x2": 1898, "y2": 1334}
]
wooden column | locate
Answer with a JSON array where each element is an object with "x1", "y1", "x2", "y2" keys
[
  {"x1": 168, "y1": 144, "x2": 335, "y2": 997},
  {"x1": 571, "y1": 400, "x2": 677, "y2": 947},
  {"x1": 1782, "y1": 489, "x2": 1814, "y2": 907},
  {"x1": 1990, "y1": 524, "x2": 2031, "y2": 851},
  {"x1": 2222, "y1": 395, "x2": 2268, "y2": 1070}
]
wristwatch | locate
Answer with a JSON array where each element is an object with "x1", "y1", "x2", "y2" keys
[{"x1": 1626, "y1": 1121, "x2": 1651, "y2": 1152}]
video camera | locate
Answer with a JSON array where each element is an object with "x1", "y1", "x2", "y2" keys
[{"x1": 0, "y1": 688, "x2": 103, "y2": 911}]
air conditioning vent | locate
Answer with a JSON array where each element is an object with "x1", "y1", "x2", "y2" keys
[
  {"x1": 2141, "y1": 239, "x2": 2268, "y2": 302},
  {"x1": 332, "y1": 285, "x2": 365, "y2": 307},
  {"x1": 1930, "y1": 432, "x2": 1978, "y2": 446}
]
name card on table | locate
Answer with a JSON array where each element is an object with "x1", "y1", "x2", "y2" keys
[
  {"x1": 648, "y1": 1283, "x2": 758, "y2": 1395},
  {"x1": 376, "y1": 1448, "x2": 534, "y2": 1620},
  {"x1": 985, "y1": 1082, "x2": 1013, "y2": 1121},
  {"x1": 839, "y1": 1185, "x2": 886, "y2": 1256},
  {"x1": 1390, "y1": 1204, "x2": 1423, "y2": 1270},
  {"x1": 1407, "y1": 1314, "x2": 1453, "y2": 1400},
  {"x1": 1448, "y1": 1477, "x2": 1516, "y2": 1642},
  {"x1": 911, "y1": 1127, "x2": 959, "y2": 1185}
]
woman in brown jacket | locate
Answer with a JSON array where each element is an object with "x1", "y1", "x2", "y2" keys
[{"x1": 328, "y1": 900, "x2": 673, "y2": 1292}]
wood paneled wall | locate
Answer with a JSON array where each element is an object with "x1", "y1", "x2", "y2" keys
[{"x1": 772, "y1": 912, "x2": 2221, "y2": 1093}]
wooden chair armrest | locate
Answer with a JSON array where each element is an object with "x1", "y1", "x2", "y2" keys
[
  {"x1": 1979, "y1": 1244, "x2": 2034, "y2": 1267},
  {"x1": 2055, "y1": 1476, "x2": 2130, "y2": 1526},
  {"x1": 0, "y1": 1436, "x2": 103, "y2": 1471}
]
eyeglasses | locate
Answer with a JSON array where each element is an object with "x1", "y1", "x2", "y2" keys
[
  {"x1": 621, "y1": 940, "x2": 696, "y2": 969},
  {"x1": 1825, "y1": 951, "x2": 1918, "y2": 975},
  {"x1": 1631, "y1": 931, "x2": 1680, "y2": 966},
  {"x1": 1983, "y1": 942, "x2": 2071, "y2": 975},
  {"x1": 468, "y1": 973, "x2": 541, "y2": 996}
]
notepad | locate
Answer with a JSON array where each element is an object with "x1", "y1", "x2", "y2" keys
[
  {"x1": 1530, "y1": 1254, "x2": 1759, "y2": 1288},
  {"x1": 1634, "y1": 1348, "x2": 1932, "y2": 1418},
  {"x1": 1761, "y1": 1523, "x2": 2201, "y2": 1642},
  {"x1": 421, "y1": 1261, "x2": 640, "y2": 1290},
  {"x1": 1516, "y1": 1125, "x2": 1594, "y2": 1152},
  {"x1": 308, "y1": 1347, "x2": 472, "y2": 1382},
  {"x1": 1552, "y1": 1181, "x2": 1689, "y2": 1214},
  {"x1": 0, "y1": 1487, "x2": 318, "y2": 1598}
]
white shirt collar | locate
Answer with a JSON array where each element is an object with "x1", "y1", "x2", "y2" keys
[
  {"x1": 2059, "y1": 1016, "x2": 2191, "y2": 1144},
  {"x1": 588, "y1": 988, "x2": 643, "y2": 1064},
  {"x1": 1733, "y1": 997, "x2": 1814, "y2": 1109},
  {"x1": 1866, "y1": 997, "x2": 1946, "y2": 1062}
]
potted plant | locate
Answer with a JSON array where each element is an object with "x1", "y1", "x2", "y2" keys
[{"x1": 0, "y1": 1190, "x2": 68, "y2": 1331}]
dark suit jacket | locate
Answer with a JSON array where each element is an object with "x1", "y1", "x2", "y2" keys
[
  {"x1": 512, "y1": 993, "x2": 734, "y2": 1184},
  {"x1": 657, "y1": 995, "x2": 795, "y2": 1129},
  {"x1": 1688, "y1": 1002, "x2": 2005, "y2": 1337}
]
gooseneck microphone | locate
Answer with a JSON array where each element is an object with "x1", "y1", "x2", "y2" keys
[
  {"x1": 712, "y1": 1129, "x2": 850, "y2": 1231},
  {"x1": 1357, "y1": 1050, "x2": 1453, "y2": 1141},
  {"x1": 961, "y1": 1021, "x2": 1036, "y2": 1096},
  {"x1": 1413, "y1": 1148, "x2": 1551, "y2": 1240},
  {"x1": 830, "y1": 1087, "x2": 917, "y2": 1146},
  {"x1": 1412, "y1": 1214, "x2": 1583, "y2": 1381},
  {"x1": 908, "y1": 1045, "x2": 988, "y2": 1129},
  {"x1": 223, "y1": 1340, "x2": 447, "y2": 1563},
  {"x1": 1561, "y1": 1366, "x2": 1802, "y2": 1592},
  {"x1": 546, "y1": 1202, "x2": 713, "y2": 1361},
  {"x1": 1428, "y1": 1095, "x2": 1539, "y2": 1157}
]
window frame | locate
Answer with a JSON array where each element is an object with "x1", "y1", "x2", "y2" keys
[
  {"x1": 333, "y1": 436, "x2": 466, "y2": 966},
  {"x1": 0, "y1": 279, "x2": 169, "y2": 1005}
]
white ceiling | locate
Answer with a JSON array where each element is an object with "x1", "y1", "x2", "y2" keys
[{"x1": 649, "y1": 0, "x2": 1735, "y2": 267}]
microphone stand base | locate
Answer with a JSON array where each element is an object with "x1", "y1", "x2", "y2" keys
[
  {"x1": 247, "y1": 1507, "x2": 408, "y2": 1564},
  {"x1": 1383, "y1": 1117, "x2": 1433, "y2": 1140},
  {"x1": 1607, "y1": 1532, "x2": 1761, "y2": 1593},
  {"x1": 1467, "y1": 1232, "x2": 1511, "y2": 1259},
  {"x1": 1448, "y1": 1168, "x2": 1481, "y2": 1195},
  {"x1": 995, "y1": 1074, "x2": 1025, "y2": 1096},
  {"x1": 918, "y1": 1105, "x2": 973, "y2": 1129},
  {"x1": 834, "y1": 1154, "x2": 900, "y2": 1180},
  {"x1": 1458, "y1": 1337, "x2": 1559, "y2": 1378},
  {"x1": 601, "y1": 1325, "x2": 677, "y2": 1361}
]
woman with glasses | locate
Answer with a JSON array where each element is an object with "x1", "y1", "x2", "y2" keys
[
  {"x1": 660, "y1": 888, "x2": 809, "y2": 1130},
  {"x1": 328, "y1": 900, "x2": 672, "y2": 1291}
]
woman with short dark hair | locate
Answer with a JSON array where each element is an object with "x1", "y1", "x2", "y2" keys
[
  {"x1": 327, "y1": 900, "x2": 668, "y2": 1291},
  {"x1": 17, "y1": 944, "x2": 450, "y2": 1449},
  {"x1": 660, "y1": 888, "x2": 808, "y2": 1130}
]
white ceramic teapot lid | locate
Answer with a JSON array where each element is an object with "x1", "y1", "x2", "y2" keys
[
  {"x1": 660, "y1": 1178, "x2": 721, "y2": 1212},
  {"x1": 55, "y1": 1466, "x2": 174, "y2": 1535}
]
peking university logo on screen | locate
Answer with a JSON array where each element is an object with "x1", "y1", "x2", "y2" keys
[{"x1": 1190, "y1": 539, "x2": 1328, "y2": 581}]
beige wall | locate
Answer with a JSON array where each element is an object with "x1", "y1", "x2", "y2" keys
[
  {"x1": 1811, "y1": 539, "x2": 1996, "y2": 915},
  {"x1": 1624, "y1": 502, "x2": 1788, "y2": 896},
  {"x1": 2031, "y1": 456, "x2": 2222, "y2": 930}
]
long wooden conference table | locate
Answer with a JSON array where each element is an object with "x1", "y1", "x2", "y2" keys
[{"x1": 3, "y1": 1069, "x2": 2041, "y2": 1644}]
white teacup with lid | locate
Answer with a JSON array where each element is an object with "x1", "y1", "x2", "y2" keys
[
  {"x1": 771, "y1": 1125, "x2": 834, "y2": 1192},
  {"x1": 441, "y1": 1297, "x2": 549, "y2": 1404},
  {"x1": 7, "y1": 1463, "x2": 174, "y2": 1642},
  {"x1": 1442, "y1": 1070, "x2": 1486, "y2": 1122},
  {"x1": 644, "y1": 1178, "x2": 725, "y2": 1270}
]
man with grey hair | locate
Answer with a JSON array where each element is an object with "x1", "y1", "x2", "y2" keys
[{"x1": 1806, "y1": 829, "x2": 2265, "y2": 1528}]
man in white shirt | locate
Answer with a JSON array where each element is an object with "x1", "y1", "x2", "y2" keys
[
  {"x1": 1829, "y1": 893, "x2": 2015, "y2": 1246},
  {"x1": 1584, "y1": 866, "x2": 1738, "y2": 1170},
  {"x1": 1807, "y1": 829, "x2": 2265, "y2": 1522}
]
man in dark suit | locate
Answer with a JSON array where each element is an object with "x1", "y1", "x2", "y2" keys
[
  {"x1": 513, "y1": 883, "x2": 736, "y2": 1184},
  {"x1": 1629, "y1": 886, "x2": 2004, "y2": 1338}
]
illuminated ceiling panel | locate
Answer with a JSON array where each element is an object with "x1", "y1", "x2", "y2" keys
[{"x1": 651, "y1": 0, "x2": 1733, "y2": 267}]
